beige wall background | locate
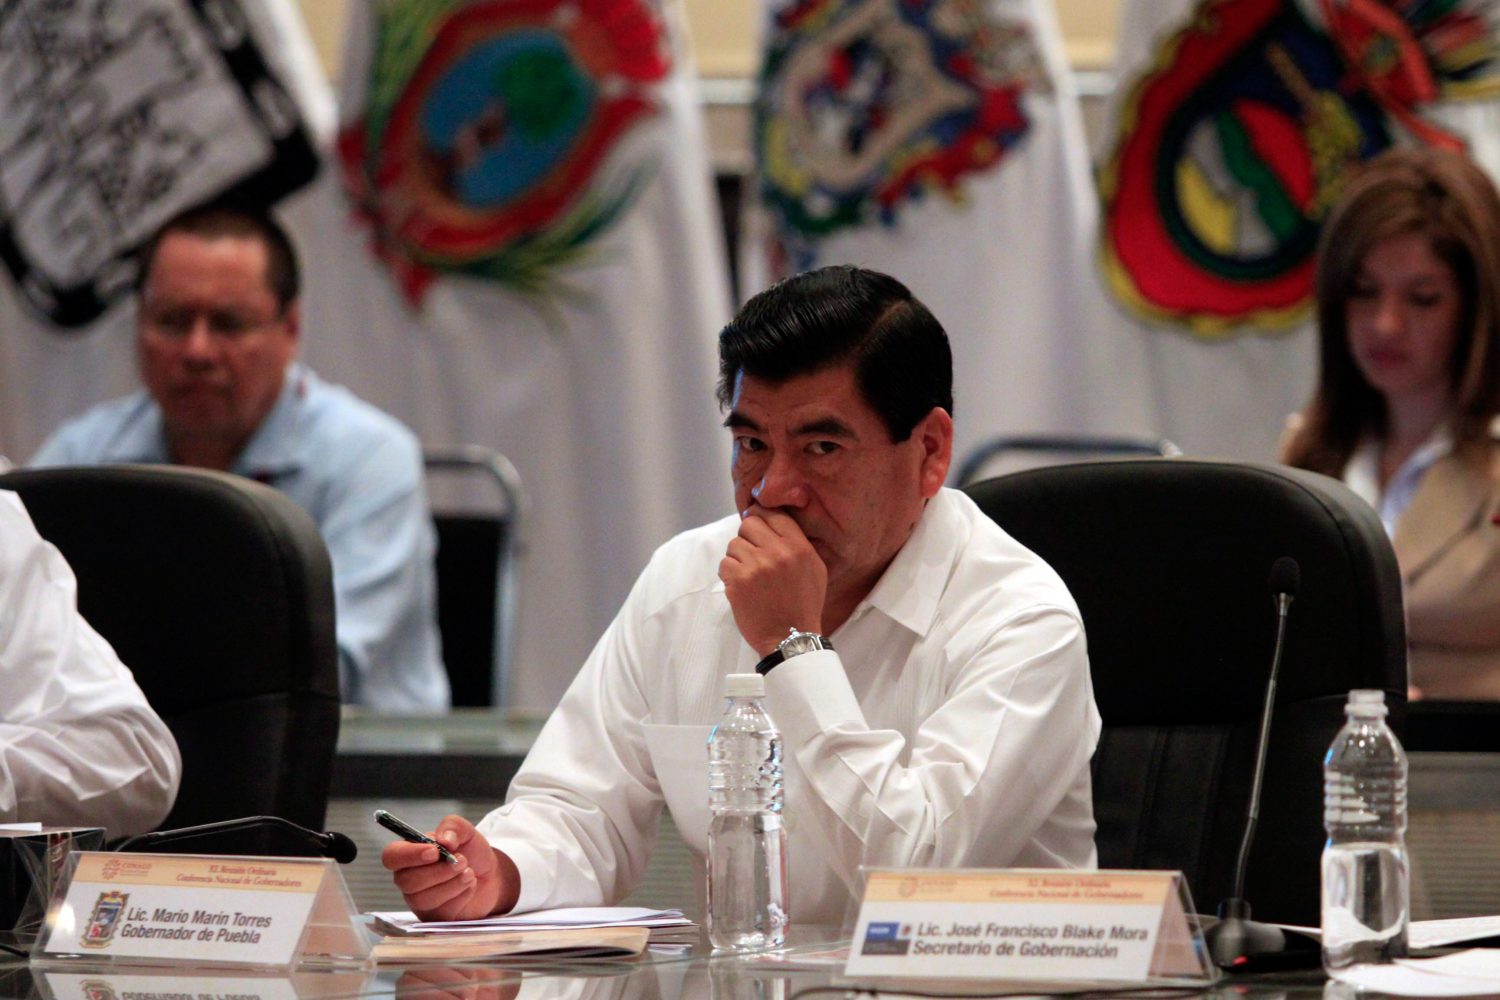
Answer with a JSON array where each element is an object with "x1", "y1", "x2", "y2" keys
[{"x1": 297, "y1": 0, "x2": 1122, "y2": 86}]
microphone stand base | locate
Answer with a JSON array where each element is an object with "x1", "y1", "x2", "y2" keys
[{"x1": 1204, "y1": 898, "x2": 1297, "y2": 972}]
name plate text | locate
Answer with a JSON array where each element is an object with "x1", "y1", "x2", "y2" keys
[
  {"x1": 37, "y1": 853, "x2": 326, "y2": 968},
  {"x1": 845, "y1": 869, "x2": 1184, "y2": 983}
]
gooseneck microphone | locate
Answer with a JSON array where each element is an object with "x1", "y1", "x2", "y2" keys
[
  {"x1": 1204, "y1": 556, "x2": 1300, "y2": 971},
  {"x1": 115, "y1": 816, "x2": 358, "y2": 863}
]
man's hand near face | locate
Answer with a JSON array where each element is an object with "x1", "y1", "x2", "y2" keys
[
  {"x1": 382, "y1": 814, "x2": 521, "y2": 921},
  {"x1": 719, "y1": 506, "x2": 828, "y2": 655}
]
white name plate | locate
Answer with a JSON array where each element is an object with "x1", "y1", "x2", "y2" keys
[
  {"x1": 845, "y1": 869, "x2": 1210, "y2": 984},
  {"x1": 34, "y1": 852, "x2": 367, "y2": 969}
]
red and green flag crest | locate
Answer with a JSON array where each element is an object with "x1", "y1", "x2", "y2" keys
[
  {"x1": 1100, "y1": 0, "x2": 1500, "y2": 338},
  {"x1": 338, "y1": 0, "x2": 671, "y2": 305}
]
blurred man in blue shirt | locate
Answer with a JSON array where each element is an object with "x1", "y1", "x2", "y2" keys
[{"x1": 32, "y1": 203, "x2": 449, "y2": 713}]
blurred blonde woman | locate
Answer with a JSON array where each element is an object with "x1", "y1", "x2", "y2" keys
[{"x1": 1283, "y1": 147, "x2": 1500, "y2": 699}]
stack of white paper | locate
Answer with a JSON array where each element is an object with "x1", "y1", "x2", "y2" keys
[
  {"x1": 371, "y1": 905, "x2": 693, "y2": 936},
  {"x1": 371, "y1": 906, "x2": 700, "y2": 953},
  {"x1": 365, "y1": 906, "x2": 700, "y2": 963},
  {"x1": 1335, "y1": 951, "x2": 1500, "y2": 996}
]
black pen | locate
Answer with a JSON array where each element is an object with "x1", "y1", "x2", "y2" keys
[{"x1": 374, "y1": 809, "x2": 460, "y2": 865}]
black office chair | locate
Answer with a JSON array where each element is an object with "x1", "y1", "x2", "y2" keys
[
  {"x1": 424, "y1": 445, "x2": 524, "y2": 707},
  {"x1": 964, "y1": 459, "x2": 1406, "y2": 926},
  {"x1": 954, "y1": 433, "x2": 1182, "y2": 487},
  {"x1": 1404, "y1": 701, "x2": 1500, "y2": 751},
  {"x1": 0, "y1": 465, "x2": 340, "y2": 855}
]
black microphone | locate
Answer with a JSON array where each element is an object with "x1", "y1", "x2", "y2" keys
[
  {"x1": 1204, "y1": 557, "x2": 1301, "y2": 971},
  {"x1": 115, "y1": 816, "x2": 358, "y2": 863}
]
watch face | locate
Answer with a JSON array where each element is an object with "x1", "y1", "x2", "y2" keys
[{"x1": 781, "y1": 632, "x2": 823, "y2": 657}]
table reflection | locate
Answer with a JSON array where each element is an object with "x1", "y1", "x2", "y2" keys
[
  {"x1": 393, "y1": 964, "x2": 525, "y2": 1000},
  {"x1": 31, "y1": 966, "x2": 375, "y2": 1000},
  {"x1": 2, "y1": 922, "x2": 1346, "y2": 1000}
]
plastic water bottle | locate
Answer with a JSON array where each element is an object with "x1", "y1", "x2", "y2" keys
[
  {"x1": 1321, "y1": 689, "x2": 1409, "y2": 971},
  {"x1": 707, "y1": 672, "x2": 788, "y2": 951}
]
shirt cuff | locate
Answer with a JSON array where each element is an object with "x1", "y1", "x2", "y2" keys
[
  {"x1": 763, "y1": 649, "x2": 865, "y2": 749},
  {"x1": 480, "y1": 831, "x2": 553, "y2": 915}
]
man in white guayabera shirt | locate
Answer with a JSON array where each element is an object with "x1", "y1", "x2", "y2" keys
[{"x1": 384, "y1": 265, "x2": 1101, "y2": 924}]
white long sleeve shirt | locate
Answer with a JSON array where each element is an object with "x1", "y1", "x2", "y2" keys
[
  {"x1": 0, "y1": 491, "x2": 181, "y2": 836},
  {"x1": 479, "y1": 488, "x2": 1100, "y2": 923}
]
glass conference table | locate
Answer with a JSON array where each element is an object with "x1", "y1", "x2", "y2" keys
[
  {"x1": 332, "y1": 708, "x2": 1500, "y2": 805},
  {"x1": 0, "y1": 924, "x2": 1343, "y2": 1000},
  {"x1": 332, "y1": 708, "x2": 1500, "y2": 921},
  {"x1": 0, "y1": 711, "x2": 1483, "y2": 997}
]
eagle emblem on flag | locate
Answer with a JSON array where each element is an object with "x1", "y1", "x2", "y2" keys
[{"x1": 338, "y1": 0, "x2": 671, "y2": 305}]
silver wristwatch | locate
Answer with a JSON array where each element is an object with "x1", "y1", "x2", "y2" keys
[{"x1": 755, "y1": 627, "x2": 833, "y2": 676}]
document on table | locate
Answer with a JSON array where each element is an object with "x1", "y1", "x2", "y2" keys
[
  {"x1": 1333, "y1": 950, "x2": 1500, "y2": 996},
  {"x1": 365, "y1": 907, "x2": 697, "y2": 964},
  {"x1": 1275, "y1": 916, "x2": 1500, "y2": 949},
  {"x1": 371, "y1": 906, "x2": 692, "y2": 935},
  {"x1": 371, "y1": 925, "x2": 652, "y2": 963},
  {"x1": 1412, "y1": 916, "x2": 1500, "y2": 948}
]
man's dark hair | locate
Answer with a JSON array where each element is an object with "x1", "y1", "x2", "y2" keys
[
  {"x1": 135, "y1": 200, "x2": 301, "y2": 312},
  {"x1": 717, "y1": 266, "x2": 953, "y2": 442}
]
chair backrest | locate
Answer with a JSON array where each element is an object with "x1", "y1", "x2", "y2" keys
[
  {"x1": 423, "y1": 446, "x2": 524, "y2": 707},
  {"x1": 1404, "y1": 700, "x2": 1500, "y2": 751},
  {"x1": 963, "y1": 459, "x2": 1406, "y2": 926},
  {"x1": 0, "y1": 465, "x2": 340, "y2": 854},
  {"x1": 954, "y1": 433, "x2": 1182, "y2": 487}
]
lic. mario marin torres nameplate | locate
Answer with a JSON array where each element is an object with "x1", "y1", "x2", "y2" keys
[
  {"x1": 34, "y1": 852, "x2": 333, "y2": 969},
  {"x1": 845, "y1": 869, "x2": 1209, "y2": 984}
]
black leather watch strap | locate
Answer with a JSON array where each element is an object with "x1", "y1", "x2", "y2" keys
[{"x1": 755, "y1": 632, "x2": 833, "y2": 676}]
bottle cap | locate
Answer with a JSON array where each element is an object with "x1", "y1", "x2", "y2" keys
[
  {"x1": 724, "y1": 672, "x2": 765, "y2": 697},
  {"x1": 1346, "y1": 689, "x2": 1388, "y2": 716}
]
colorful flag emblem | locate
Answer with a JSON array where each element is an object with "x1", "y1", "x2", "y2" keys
[
  {"x1": 1100, "y1": 0, "x2": 1500, "y2": 336},
  {"x1": 337, "y1": 0, "x2": 672, "y2": 304},
  {"x1": 81, "y1": 891, "x2": 129, "y2": 948},
  {"x1": 755, "y1": 0, "x2": 1046, "y2": 268}
]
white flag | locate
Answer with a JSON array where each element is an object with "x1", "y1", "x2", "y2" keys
[
  {"x1": 303, "y1": 0, "x2": 734, "y2": 709},
  {"x1": 741, "y1": 0, "x2": 1155, "y2": 474}
]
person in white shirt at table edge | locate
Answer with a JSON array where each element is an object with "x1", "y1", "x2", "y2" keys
[{"x1": 383, "y1": 266, "x2": 1101, "y2": 924}]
